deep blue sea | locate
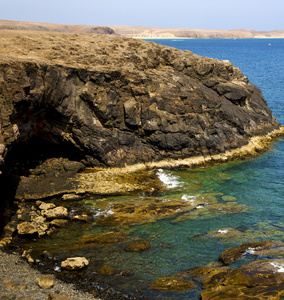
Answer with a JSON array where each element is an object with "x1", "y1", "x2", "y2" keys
[{"x1": 22, "y1": 39, "x2": 284, "y2": 299}]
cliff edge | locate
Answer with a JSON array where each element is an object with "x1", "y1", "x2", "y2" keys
[{"x1": 0, "y1": 30, "x2": 282, "y2": 172}]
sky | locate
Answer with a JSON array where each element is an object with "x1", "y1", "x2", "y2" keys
[{"x1": 1, "y1": 0, "x2": 284, "y2": 31}]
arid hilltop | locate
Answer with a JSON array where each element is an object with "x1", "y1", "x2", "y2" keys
[{"x1": 0, "y1": 19, "x2": 284, "y2": 38}]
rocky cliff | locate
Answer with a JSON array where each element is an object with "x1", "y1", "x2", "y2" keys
[{"x1": 0, "y1": 30, "x2": 282, "y2": 173}]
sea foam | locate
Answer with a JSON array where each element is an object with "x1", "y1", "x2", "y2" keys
[
  {"x1": 157, "y1": 169, "x2": 182, "y2": 189},
  {"x1": 270, "y1": 261, "x2": 284, "y2": 273}
]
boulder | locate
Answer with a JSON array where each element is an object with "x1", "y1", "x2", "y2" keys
[
  {"x1": 42, "y1": 207, "x2": 68, "y2": 219},
  {"x1": 36, "y1": 274, "x2": 54, "y2": 289},
  {"x1": 47, "y1": 294, "x2": 71, "y2": 300},
  {"x1": 17, "y1": 222, "x2": 37, "y2": 236},
  {"x1": 61, "y1": 257, "x2": 89, "y2": 271},
  {"x1": 39, "y1": 203, "x2": 56, "y2": 210}
]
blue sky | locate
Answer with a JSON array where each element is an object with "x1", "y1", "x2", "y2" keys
[{"x1": 1, "y1": 0, "x2": 283, "y2": 31}]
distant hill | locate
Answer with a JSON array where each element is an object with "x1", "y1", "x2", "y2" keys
[
  {"x1": 0, "y1": 19, "x2": 283, "y2": 39},
  {"x1": 109, "y1": 25, "x2": 284, "y2": 39},
  {"x1": 0, "y1": 19, "x2": 116, "y2": 35}
]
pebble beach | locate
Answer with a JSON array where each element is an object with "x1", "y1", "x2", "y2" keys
[{"x1": 0, "y1": 250, "x2": 99, "y2": 300}]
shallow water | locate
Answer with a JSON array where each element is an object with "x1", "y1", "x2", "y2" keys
[{"x1": 18, "y1": 39, "x2": 284, "y2": 299}]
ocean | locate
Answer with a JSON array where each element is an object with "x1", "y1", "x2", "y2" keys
[{"x1": 19, "y1": 39, "x2": 284, "y2": 299}]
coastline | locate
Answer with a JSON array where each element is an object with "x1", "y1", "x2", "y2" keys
[{"x1": 138, "y1": 37, "x2": 284, "y2": 40}]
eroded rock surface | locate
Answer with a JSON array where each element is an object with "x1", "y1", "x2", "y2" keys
[{"x1": 15, "y1": 158, "x2": 164, "y2": 200}]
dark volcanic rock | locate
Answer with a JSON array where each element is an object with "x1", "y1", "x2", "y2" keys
[{"x1": 0, "y1": 31, "x2": 282, "y2": 174}]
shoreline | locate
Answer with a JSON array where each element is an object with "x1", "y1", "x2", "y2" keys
[
  {"x1": 134, "y1": 36, "x2": 284, "y2": 40},
  {"x1": 119, "y1": 127, "x2": 284, "y2": 172},
  {"x1": 1, "y1": 127, "x2": 283, "y2": 299},
  {"x1": 0, "y1": 249, "x2": 100, "y2": 300}
]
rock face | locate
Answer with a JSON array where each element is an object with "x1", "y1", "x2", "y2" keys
[{"x1": 0, "y1": 30, "x2": 281, "y2": 174}]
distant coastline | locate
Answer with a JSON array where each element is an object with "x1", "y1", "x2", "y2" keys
[{"x1": 0, "y1": 19, "x2": 284, "y2": 39}]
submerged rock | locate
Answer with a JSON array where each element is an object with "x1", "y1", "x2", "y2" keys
[
  {"x1": 195, "y1": 222, "x2": 284, "y2": 244},
  {"x1": 70, "y1": 231, "x2": 128, "y2": 251},
  {"x1": 50, "y1": 219, "x2": 68, "y2": 227},
  {"x1": 201, "y1": 259, "x2": 284, "y2": 300},
  {"x1": 151, "y1": 277, "x2": 197, "y2": 291},
  {"x1": 124, "y1": 240, "x2": 151, "y2": 252},
  {"x1": 119, "y1": 269, "x2": 135, "y2": 276},
  {"x1": 219, "y1": 240, "x2": 284, "y2": 265},
  {"x1": 171, "y1": 201, "x2": 248, "y2": 223},
  {"x1": 98, "y1": 265, "x2": 116, "y2": 276},
  {"x1": 95, "y1": 195, "x2": 217, "y2": 226}
]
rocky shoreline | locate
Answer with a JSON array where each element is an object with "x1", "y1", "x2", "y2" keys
[
  {"x1": 1, "y1": 154, "x2": 284, "y2": 299},
  {"x1": 0, "y1": 30, "x2": 284, "y2": 299}
]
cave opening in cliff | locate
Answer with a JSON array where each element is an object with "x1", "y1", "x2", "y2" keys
[
  {"x1": 4, "y1": 136, "x2": 84, "y2": 177},
  {"x1": 0, "y1": 135, "x2": 85, "y2": 233}
]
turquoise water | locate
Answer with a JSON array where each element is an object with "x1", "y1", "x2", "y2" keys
[{"x1": 20, "y1": 39, "x2": 284, "y2": 299}]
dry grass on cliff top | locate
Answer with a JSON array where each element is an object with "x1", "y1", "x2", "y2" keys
[{"x1": 0, "y1": 29, "x2": 182, "y2": 70}]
